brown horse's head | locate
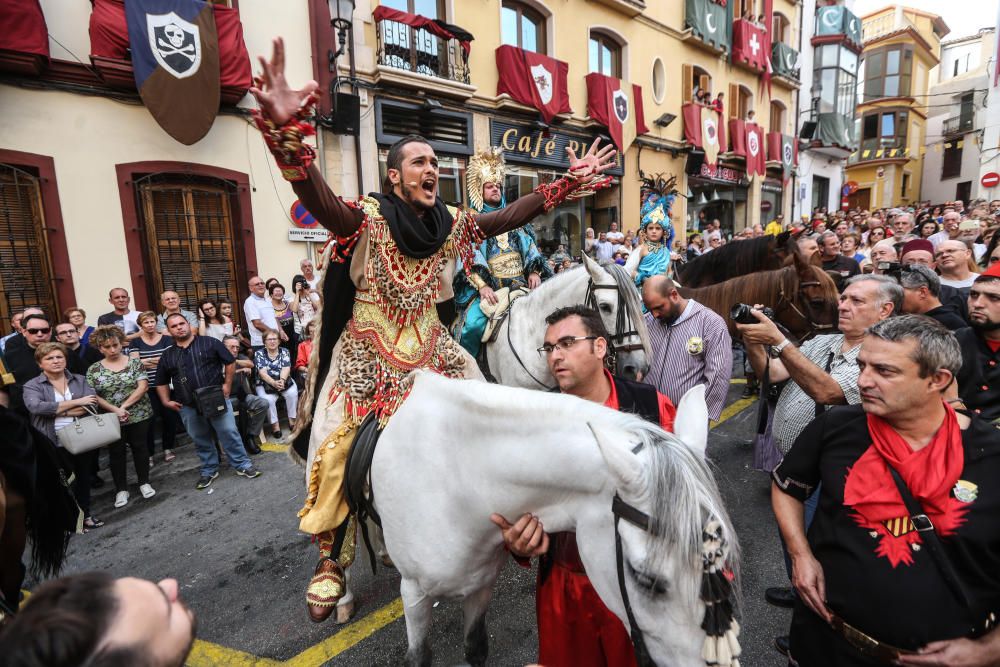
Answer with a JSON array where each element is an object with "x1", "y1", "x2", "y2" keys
[{"x1": 775, "y1": 250, "x2": 840, "y2": 340}]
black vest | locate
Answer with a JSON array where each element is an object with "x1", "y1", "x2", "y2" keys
[{"x1": 552, "y1": 374, "x2": 661, "y2": 425}]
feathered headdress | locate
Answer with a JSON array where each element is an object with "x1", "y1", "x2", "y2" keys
[
  {"x1": 639, "y1": 171, "x2": 679, "y2": 232},
  {"x1": 467, "y1": 147, "x2": 507, "y2": 212}
]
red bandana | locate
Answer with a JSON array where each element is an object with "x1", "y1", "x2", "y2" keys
[{"x1": 842, "y1": 403, "x2": 967, "y2": 567}]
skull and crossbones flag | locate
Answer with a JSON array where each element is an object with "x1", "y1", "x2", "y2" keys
[
  {"x1": 585, "y1": 72, "x2": 648, "y2": 154},
  {"x1": 125, "y1": 0, "x2": 220, "y2": 145}
]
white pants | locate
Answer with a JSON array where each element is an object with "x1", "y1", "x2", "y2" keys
[{"x1": 255, "y1": 382, "x2": 298, "y2": 424}]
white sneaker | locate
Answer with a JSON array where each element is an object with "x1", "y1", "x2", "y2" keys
[
  {"x1": 114, "y1": 491, "x2": 129, "y2": 508},
  {"x1": 139, "y1": 483, "x2": 156, "y2": 499}
]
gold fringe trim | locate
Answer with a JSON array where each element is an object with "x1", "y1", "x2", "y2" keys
[{"x1": 298, "y1": 421, "x2": 355, "y2": 519}]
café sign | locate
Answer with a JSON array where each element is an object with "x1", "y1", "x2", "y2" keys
[
  {"x1": 490, "y1": 120, "x2": 624, "y2": 176},
  {"x1": 698, "y1": 162, "x2": 742, "y2": 184}
]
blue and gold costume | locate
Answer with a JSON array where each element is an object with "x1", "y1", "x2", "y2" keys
[
  {"x1": 634, "y1": 173, "x2": 679, "y2": 288},
  {"x1": 453, "y1": 148, "x2": 551, "y2": 356}
]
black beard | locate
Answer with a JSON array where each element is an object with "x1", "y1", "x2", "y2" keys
[
  {"x1": 971, "y1": 318, "x2": 1000, "y2": 332},
  {"x1": 400, "y1": 182, "x2": 433, "y2": 213}
]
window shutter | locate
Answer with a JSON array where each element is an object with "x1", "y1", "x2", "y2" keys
[
  {"x1": 683, "y1": 64, "x2": 693, "y2": 104},
  {"x1": 729, "y1": 83, "x2": 739, "y2": 119}
]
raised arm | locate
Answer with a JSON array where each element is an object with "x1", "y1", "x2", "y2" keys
[
  {"x1": 250, "y1": 38, "x2": 362, "y2": 236},
  {"x1": 477, "y1": 139, "x2": 618, "y2": 237}
]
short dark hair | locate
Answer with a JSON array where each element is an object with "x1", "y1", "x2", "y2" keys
[
  {"x1": 866, "y1": 314, "x2": 961, "y2": 378},
  {"x1": 0, "y1": 571, "x2": 150, "y2": 667},
  {"x1": 22, "y1": 313, "x2": 50, "y2": 329},
  {"x1": 544, "y1": 305, "x2": 611, "y2": 343},
  {"x1": 268, "y1": 282, "x2": 285, "y2": 297},
  {"x1": 164, "y1": 312, "x2": 188, "y2": 327},
  {"x1": 382, "y1": 135, "x2": 432, "y2": 192}
]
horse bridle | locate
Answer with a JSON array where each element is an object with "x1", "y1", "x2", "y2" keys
[
  {"x1": 612, "y1": 484, "x2": 659, "y2": 667},
  {"x1": 774, "y1": 269, "x2": 836, "y2": 340},
  {"x1": 504, "y1": 277, "x2": 644, "y2": 390}
]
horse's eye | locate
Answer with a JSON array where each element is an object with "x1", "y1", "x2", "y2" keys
[
  {"x1": 599, "y1": 302, "x2": 613, "y2": 313},
  {"x1": 629, "y1": 564, "x2": 668, "y2": 596}
]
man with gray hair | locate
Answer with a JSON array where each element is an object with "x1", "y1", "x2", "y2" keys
[
  {"x1": 899, "y1": 264, "x2": 967, "y2": 330},
  {"x1": 773, "y1": 314, "x2": 1000, "y2": 666},
  {"x1": 868, "y1": 239, "x2": 898, "y2": 274},
  {"x1": 737, "y1": 273, "x2": 900, "y2": 652},
  {"x1": 891, "y1": 210, "x2": 915, "y2": 237}
]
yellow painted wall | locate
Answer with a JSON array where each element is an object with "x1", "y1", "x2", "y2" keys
[{"x1": 0, "y1": 1, "x2": 317, "y2": 317}]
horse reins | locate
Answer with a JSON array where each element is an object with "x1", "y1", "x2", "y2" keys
[{"x1": 775, "y1": 267, "x2": 836, "y2": 340}]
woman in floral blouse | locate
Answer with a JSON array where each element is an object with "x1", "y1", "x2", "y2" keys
[
  {"x1": 254, "y1": 328, "x2": 298, "y2": 439},
  {"x1": 87, "y1": 326, "x2": 154, "y2": 508}
]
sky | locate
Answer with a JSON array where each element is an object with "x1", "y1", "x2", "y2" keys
[{"x1": 852, "y1": 0, "x2": 999, "y2": 41}]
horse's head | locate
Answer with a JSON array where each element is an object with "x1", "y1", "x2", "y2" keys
[
  {"x1": 581, "y1": 254, "x2": 651, "y2": 380},
  {"x1": 587, "y1": 386, "x2": 740, "y2": 667},
  {"x1": 776, "y1": 250, "x2": 840, "y2": 341}
]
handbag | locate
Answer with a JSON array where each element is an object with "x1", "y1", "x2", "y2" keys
[
  {"x1": 58, "y1": 405, "x2": 121, "y2": 455},
  {"x1": 193, "y1": 385, "x2": 228, "y2": 417}
]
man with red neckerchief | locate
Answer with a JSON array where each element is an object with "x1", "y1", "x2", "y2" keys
[
  {"x1": 490, "y1": 305, "x2": 675, "y2": 667},
  {"x1": 773, "y1": 315, "x2": 1000, "y2": 667}
]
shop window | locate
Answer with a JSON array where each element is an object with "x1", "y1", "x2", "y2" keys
[
  {"x1": 901, "y1": 172, "x2": 910, "y2": 198},
  {"x1": 862, "y1": 45, "x2": 912, "y2": 101},
  {"x1": 501, "y1": 1, "x2": 546, "y2": 54},
  {"x1": 0, "y1": 164, "x2": 59, "y2": 333},
  {"x1": 683, "y1": 64, "x2": 712, "y2": 104},
  {"x1": 769, "y1": 100, "x2": 785, "y2": 133},
  {"x1": 134, "y1": 175, "x2": 245, "y2": 312},
  {"x1": 589, "y1": 31, "x2": 621, "y2": 78},
  {"x1": 503, "y1": 167, "x2": 585, "y2": 258},
  {"x1": 728, "y1": 83, "x2": 753, "y2": 120},
  {"x1": 942, "y1": 141, "x2": 963, "y2": 179}
]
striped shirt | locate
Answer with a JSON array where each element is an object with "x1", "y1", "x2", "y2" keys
[
  {"x1": 642, "y1": 300, "x2": 732, "y2": 421},
  {"x1": 129, "y1": 335, "x2": 174, "y2": 386}
]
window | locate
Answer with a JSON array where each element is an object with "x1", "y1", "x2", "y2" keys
[
  {"x1": 683, "y1": 64, "x2": 712, "y2": 104},
  {"x1": 942, "y1": 141, "x2": 963, "y2": 179},
  {"x1": 501, "y1": 1, "x2": 546, "y2": 54},
  {"x1": 0, "y1": 164, "x2": 59, "y2": 333},
  {"x1": 651, "y1": 57, "x2": 666, "y2": 104},
  {"x1": 859, "y1": 109, "x2": 909, "y2": 157},
  {"x1": 589, "y1": 31, "x2": 621, "y2": 78},
  {"x1": 769, "y1": 100, "x2": 785, "y2": 133},
  {"x1": 812, "y1": 175, "x2": 830, "y2": 211},
  {"x1": 135, "y1": 175, "x2": 245, "y2": 312},
  {"x1": 901, "y1": 172, "x2": 910, "y2": 198},
  {"x1": 862, "y1": 45, "x2": 913, "y2": 100},
  {"x1": 952, "y1": 52, "x2": 971, "y2": 77},
  {"x1": 772, "y1": 12, "x2": 790, "y2": 44},
  {"x1": 814, "y1": 44, "x2": 857, "y2": 118},
  {"x1": 737, "y1": 0, "x2": 757, "y2": 21},
  {"x1": 381, "y1": 0, "x2": 443, "y2": 17},
  {"x1": 728, "y1": 84, "x2": 753, "y2": 120},
  {"x1": 378, "y1": 0, "x2": 457, "y2": 80}
]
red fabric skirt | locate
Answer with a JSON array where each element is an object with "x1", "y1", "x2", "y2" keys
[{"x1": 536, "y1": 562, "x2": 637, "y2": 667}]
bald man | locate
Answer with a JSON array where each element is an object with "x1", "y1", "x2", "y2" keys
[
  {"x1": 936, "y1": 240, "x2": 980, "y2": 289},
  {"x1": 155, "y1": 291, "x2": 199, "y2": 332},
  {"x1": 868, "y1": 240, "x2": 898, "y2": 274}
]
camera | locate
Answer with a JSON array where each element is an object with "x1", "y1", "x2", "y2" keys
[
  {"x1": 730, "y1": 303, "x2": 774, "y2": 325},
  {"x1": 877, "y1": 261, "x2": 902, "y2": 281}
]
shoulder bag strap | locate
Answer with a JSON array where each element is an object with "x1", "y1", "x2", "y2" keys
[
  {"x1": 814, "y1": 350, "x2": 835, "y2": 418},
  {"x1": 886, "y1": 465, "x2": 971, "y2": 609}
]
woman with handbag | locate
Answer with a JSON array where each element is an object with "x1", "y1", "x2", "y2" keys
[
  {"x1": 22, "y1": 342, "x2": 104, "y2": 530},
  {"x1": 254, "y1": 328, "x2": 298, "y2": 439},
  {"x1": 86, "y1": 326, "x2": 154, "y2": 509}
]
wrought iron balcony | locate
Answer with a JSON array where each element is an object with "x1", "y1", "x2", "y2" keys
[
  {"x1": 375, "y1": 15, "x2": 470, "y2": 85},
  {"x1": 943, "y1": 114, "x2": 974, "y2": 135}
]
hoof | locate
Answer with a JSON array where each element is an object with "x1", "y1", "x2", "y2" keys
[{"x1": 335, "y1": 599, "x2": 356, "y2": 624}]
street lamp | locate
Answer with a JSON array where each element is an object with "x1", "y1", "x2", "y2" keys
[{"x1": 330, "y1": 0, "x2": 356, "y2": 63}]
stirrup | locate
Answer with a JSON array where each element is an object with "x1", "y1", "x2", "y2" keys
[{"x1": 306, "y1": 557, "x2": 345, "y2": 623}]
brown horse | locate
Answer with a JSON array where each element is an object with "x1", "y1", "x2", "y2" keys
[
  {"x1": 679, "y1": 250, "x2": 839, "y2": 342},
  {"x1": 679, "y1": 231, "x2": 793, "y2": 287}
]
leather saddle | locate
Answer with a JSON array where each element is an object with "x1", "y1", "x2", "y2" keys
[{"x1": 344, "y1": 412, "x2": 383, "y2": 572}]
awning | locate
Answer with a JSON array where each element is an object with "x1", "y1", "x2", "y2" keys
[{"x1": 88, "y1": 0, "x2": 251, "y2": 103}]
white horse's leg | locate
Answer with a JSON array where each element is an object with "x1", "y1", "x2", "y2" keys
[
  {"x1": 461, "y1": 586, "x2": 493, "y2": 667},
  {"x1": 334, "y1": 567, "x2": 354, "y2": 624},
  {"x1": 400, "y1": 577, "x2": 434, "y2": 667}
]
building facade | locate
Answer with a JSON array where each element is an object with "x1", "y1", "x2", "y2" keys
[
  {"x1": 844, "y1": 5, "x2": 949, "y2": 210},
  {"x1": 921, "y1": 28, "x2": 995, "y2": 205}
]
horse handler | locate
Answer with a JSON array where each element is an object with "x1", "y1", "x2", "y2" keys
[
  {"x1": 773, "y1": 315, "x2": 1000, "y2": 666},
  {"x1": 491, "y1": 305, "x2": 675, "y2": 667},
  {"x1": 248, "y1": 38, "x2": 617, "y2": 622}
]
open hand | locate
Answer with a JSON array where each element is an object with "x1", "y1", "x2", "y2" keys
[
  {"x1": 566, "y1": 138, "x2": 617, "y2": 183},
  {"x1": 897, "y1": 636, "x2": 1000, "y2": 666},
  {"x1": 249, "y1": 38, "x2": 319, "y2": 125},
  {"x1": 480, "y1": 286, "x2": 499, "y2": 305}
]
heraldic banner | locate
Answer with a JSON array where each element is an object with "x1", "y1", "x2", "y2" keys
[
  {"x1": 585, "y1": 72, "x2": 647, "y2": 154},
  {"x1": 744, "y1": 122, "x2": 765, "y2": 178},
  {"x1": 681, "y1": 102, "x2": 727, "y2": 169},
  {"x1": 496, "y1": 45, "x2": 571, "y2": 124},
  {"x1": 684, "y1": 0, "x2": 732, "y2": 52},
  {"x1": 125, "y1": 0, "x2": 220, "y2": 145}
]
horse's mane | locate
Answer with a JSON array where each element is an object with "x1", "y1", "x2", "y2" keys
[
  {"x1": 679, "y1": 232, "x2": 789, "y2": 286},
  {"x1": 598, "y1": 261, "x2": 651, "y2": 356}
]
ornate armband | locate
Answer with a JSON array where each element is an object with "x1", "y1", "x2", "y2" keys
[
  {"x1": 251, "y1": 93, "x2": 320, "y2": 182},
  {"x1": 533, "y1": 166, "x2": 613, "y2": 212},
  {"x1": 469, "y1": 274, "x2": 487, "y2": 291}
]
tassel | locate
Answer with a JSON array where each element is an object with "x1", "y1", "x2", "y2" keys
[
  {"x1": 716, "y1": 635, "x2": 732, "y2": 665},
  {"x1": 702, "y1": 636, "x2": 717, "y2": 664},
  {"x1": 726, "y1": 627, "x2": 742, "y2": 658}
]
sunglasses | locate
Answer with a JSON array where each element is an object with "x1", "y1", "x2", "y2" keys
[{"x1": 26, "y1": 327, "x2": 51, "y2": 335}]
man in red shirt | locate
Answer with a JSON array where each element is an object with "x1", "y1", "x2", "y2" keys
[{"x1": 490, "y1": 305, "x2": 675, "y2": 667}]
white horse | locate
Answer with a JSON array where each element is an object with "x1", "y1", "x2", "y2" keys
[
  {"x1": 484, "y1": 253, "x2": 651, "y2": 388},
  {"x1": 371, "y1": 372, "x2": 739, "y2": 666}
]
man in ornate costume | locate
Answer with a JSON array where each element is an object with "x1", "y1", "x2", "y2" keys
[
  {"x1": 249, "y1": 38, "x2": 617, "y2": 622},
  {"x1": 633, "y1": 173, "x2": 678, "y2": 288},
  {"x1": 453, "y1": 147, "x2": 551, "y2": 357}
]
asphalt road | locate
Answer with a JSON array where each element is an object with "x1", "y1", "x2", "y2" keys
[{"x1": 32, "y1": 381, "x2": 789, "y2": 666}]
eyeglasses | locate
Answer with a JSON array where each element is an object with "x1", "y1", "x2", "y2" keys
[
  {"x1": 26, "y1": 327, "x2": 51, "y2": 335},
  {"x1": 537, "y1": 336, "x2": 598, "y2": 357},
  {"x1": 55, "y1": 329, "x2": 77, "y2": 336}
]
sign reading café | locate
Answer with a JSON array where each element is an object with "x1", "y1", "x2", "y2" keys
[{"x1": 489, "y1": 120, "x2": 625, "y2": 177}]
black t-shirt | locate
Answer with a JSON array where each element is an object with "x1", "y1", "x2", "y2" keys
[
  {"x1": 923, "y1": 302, "x2": 968, "y2": 331},
  {"x1": 821, "y1": 254, "x2": 861, "y2": 277},
  {"x1": 154, "y1": 335, "x2": 234, "y2": 405},
  {"x1": 774, "y1": 405, "x2": 1000, "y2": 665}
]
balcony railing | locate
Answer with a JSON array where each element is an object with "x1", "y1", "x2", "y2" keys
[
  {"x1": 943, "y1": 115, "x2": 974, "y2": 135},
  {"x1": 848, "y1": 140, "x2": 911, "y2": 164},
  {"x1": 862, "y1": 11, "x2": 918, "y2": 43},
  {"x1": 375, "y1": 17, "x2": 470, "y2": 85}
]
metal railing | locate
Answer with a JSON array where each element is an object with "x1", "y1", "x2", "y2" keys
[
  {"x1": 942, "y1": 114, "x2": 974, "y2": 135},
  {"x1": 375, "y1": 18, "x2": 470, "y2": 85}
]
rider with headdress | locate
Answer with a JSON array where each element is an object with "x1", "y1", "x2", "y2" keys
[
  {"x1": 453, "y1": 147, "x2": 551, "y2": 357},
  {"x1": 634, "y1": 173, "x2": 679, "y2": 287},
  {"x1": 248, "y1": 38, "x2": 616, "y2": 623}
]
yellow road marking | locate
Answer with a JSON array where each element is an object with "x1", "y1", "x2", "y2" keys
[
  {"x1": 729, "y1": 378, "x2": 747, "y2": 384},
  {"x1": 182, "y1": 394, "x2": 758, "y2": 666}
]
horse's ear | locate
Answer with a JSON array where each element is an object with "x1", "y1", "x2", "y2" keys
[
  {"x1": 791, "y1": 248, "x2": 814, "y2": 277},
  {"x1": 588, "y1": 422, "x2": 646, "y2": 499},
  {"x1": 583, "y1": 253, "x2": 606, "y2": 282},
  {"x1": 623, "y1": 246, "x2": 643, "y2": 277},
  {"x1": 672, "y1": 385, "x2": 709, "y2": 457}
]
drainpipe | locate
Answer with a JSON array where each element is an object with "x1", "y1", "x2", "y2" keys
[{"x1": 791, "y1": 0, "x2": 806, "y2": 220}]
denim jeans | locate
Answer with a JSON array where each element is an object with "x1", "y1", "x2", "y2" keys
[{"x1": 178, "y1": 403, "x2": 251, "y2": 476}]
